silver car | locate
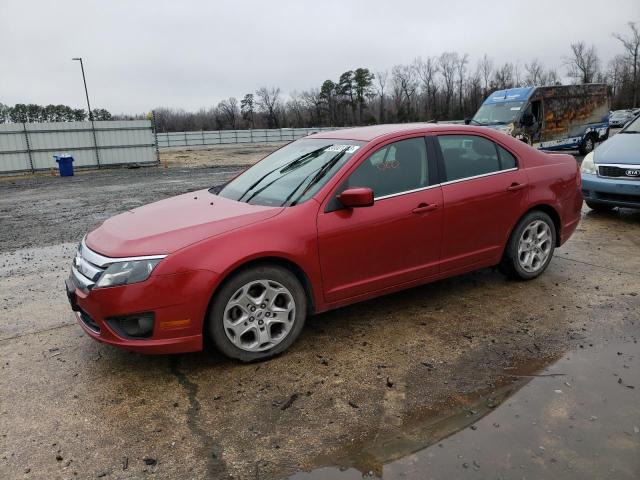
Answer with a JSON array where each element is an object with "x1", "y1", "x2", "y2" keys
[{"x1": 581, "y1": 113, "x2": 640, "y2": 211}]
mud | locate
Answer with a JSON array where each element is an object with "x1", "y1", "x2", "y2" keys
[{"x1": 0, "y1": 144, "x2": 639, "y2": 479}]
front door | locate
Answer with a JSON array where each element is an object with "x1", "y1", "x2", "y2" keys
[{"x1": 317, "y1": 136, "x2": 443, "y2": 303}]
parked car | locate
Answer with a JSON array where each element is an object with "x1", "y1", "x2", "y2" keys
[
  {"x1": 609, "y1": 109, "x2": 635, "y2": 128},
  {"x1": 468, "y1": 84, "x2": 609, "y2": 155},
  {"x1": 66, "y1": 124, "x2": 582, "y2": 361},
  {"x1": 581, "y1": 113, "x2": 640, "y2": 211}
]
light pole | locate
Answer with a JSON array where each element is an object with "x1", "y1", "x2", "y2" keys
[{"x1": 72, "y1": 57, "x2": 101, "y2": 168}]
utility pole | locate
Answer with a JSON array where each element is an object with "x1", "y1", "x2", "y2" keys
[{"x1": 72, "y1": 57, "x2": 101, "y2": 168}]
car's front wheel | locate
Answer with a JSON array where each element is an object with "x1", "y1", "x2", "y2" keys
[
  {"x1": 578, "y1": 134, "x2": 595, "y2": 155},
  {"x1": 500, "y1": 211, "x2": 556, "y2": 280},
  {"x1": 208, "y1": 264, "x2": 307, "y2": 362}
]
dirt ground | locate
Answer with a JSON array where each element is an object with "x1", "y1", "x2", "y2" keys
[
  {"x1": 0, "y1": 144, "x2": 639, "y2": 479},
  {"x1": 160, "y1": 143, "x2": 286, "y2": 168}
]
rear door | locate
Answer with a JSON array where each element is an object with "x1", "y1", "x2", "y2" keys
[
  {"x1": 317, "y1": 135, "x2": 443, "y2": 303},
  {"x1": 434, "y1": 134, "x2": 529, "y2": 273}
]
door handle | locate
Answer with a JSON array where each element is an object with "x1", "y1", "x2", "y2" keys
[
  {"x1": 412, "y1": 203, "x2": 438, "y2": 214},
  {"x1": 507, "y1": 182, "x2": 528, "y2": 192}
]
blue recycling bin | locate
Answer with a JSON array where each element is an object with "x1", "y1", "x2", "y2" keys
[{"x1": 54, "y1": 154, "x2": 74, "y2": 177}]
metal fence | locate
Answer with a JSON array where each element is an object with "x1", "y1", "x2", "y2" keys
[
  {"x1": 157, "y1": 127, "x2": 339, "y2": 149},
  {"x1": 0, "y1": 120, "x2": 157, "y2": 174}
]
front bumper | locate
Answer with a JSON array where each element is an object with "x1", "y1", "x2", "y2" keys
[
  {"x1": 66, "y1": 269, "x2": 219, "y2": 354},
  {"x1": 581, "y1": 173, "x2": 640, "y2": 209}
]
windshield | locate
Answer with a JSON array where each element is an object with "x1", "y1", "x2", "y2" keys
[
  {"x1": 611, "y1": 112, "x2": 629, "y2": 119},
  {"x1": 216, "y1": 138, "x2": 364, "y2": 207},
  {"x1": 621, "y1": 115, "x2": 640, "y2": 133},
  {"x1": 472, "y1": 101, "x2": 525, "y2": 125}
]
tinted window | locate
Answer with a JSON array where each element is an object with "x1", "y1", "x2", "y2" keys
[
  {"x1": 497, "y1": 145, "x2": 517, "y2": 169},
  {"x1": 345, "y1": 137, "x2": 429, "y2": 198},
  {"x1": 438, "y1": 135, "x2": 513, "y2": 182}
]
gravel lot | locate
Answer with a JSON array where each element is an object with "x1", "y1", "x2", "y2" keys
[{"x1": 0, "y1": 144, "x2": 638, "y2": 479}]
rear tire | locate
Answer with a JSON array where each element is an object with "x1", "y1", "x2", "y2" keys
[
  {"x1": 207, "y1": 265, "x2": 307, "y2": 362},
  {"x1": 585, "y1": 201, "x2": 615, "y2": 213},
  {"x1": 500, "y1": 211, "x2": 556, "y2": 280}
]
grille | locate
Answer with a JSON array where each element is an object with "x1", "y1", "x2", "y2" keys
[
  {"x1": 599, "y1": 165, "x2": 640, "y2": 179},
  {"x1": 72, "y1": 241, "x2": 107, "y2": 291}
]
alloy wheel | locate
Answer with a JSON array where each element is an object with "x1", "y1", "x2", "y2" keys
[
  {"x1": 223, "y1": 279, "x2": 296, "y2": 352},
  {"x1": 517, "y1": 220, "x2": 552, "y2": 273}
]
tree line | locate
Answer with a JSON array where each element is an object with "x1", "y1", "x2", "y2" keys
[
  {"x1": 151, "y1": 22, "x2": 639, "y2": 132},
  {"x1": 0, "y1": 103, "x2": 112, "y2": 124}
]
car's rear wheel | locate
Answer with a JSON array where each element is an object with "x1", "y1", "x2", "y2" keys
[
  {"x1": 500, "y1": 211, "x2": 556, "y2": 280},
  {"x1": 208, "y1": 264, "x2": 307, "y2": 362},
  {"x1": 579, "y1": 134, "x2": 595, "y2": 155},
  {"x1": 585, "y1": 201, "x2": 615, "y2": 212}
]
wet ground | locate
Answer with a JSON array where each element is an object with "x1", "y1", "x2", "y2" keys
[{"x1": 0, "y1": 145, "x2": 639, "y2": 479}]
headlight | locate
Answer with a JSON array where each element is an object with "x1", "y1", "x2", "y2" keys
[
  {"x1": 580, "y1": 152, "x2": 597, "y2": 175},
  {"x1": 95, "y1": 259, "x2": 162, "y2": 288}
]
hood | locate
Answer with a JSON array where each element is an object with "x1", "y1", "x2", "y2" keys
[
  {"x1": 483, "y1": 123, "x2": 516, "y2": 135},
  {"x1": 86, "y1": 189, "x2": 282, "y2": 257},
  {"x1": 594, "y1": 134, "x2": 640, "y2": 165}
]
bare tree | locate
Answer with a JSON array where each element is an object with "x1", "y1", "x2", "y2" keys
[
  {"x1": 375, "y1": 70, "x2": 389, "y2": 123},
  {"x1": 613, "y1": 22, "x2": 640, "y2": 107},
  {"x1": 391, "y1": 64, "x2": 418, "y2": 121},
  {"x1": 456, "y1": 53, "x2": 469, "y2": 114},
  {"x1": 255, "y1": 86, "x2": 281, "y2": 128},
  {"x1": 541, "y1": 68, "x2": 561, "y2": 86},
  {"x1": 478, "y1": 54, "x2": 494, "y2": 96},
  {"x1": 217, "y1": 97, "x2": 239, "y2": 129},
  {"x1": 439, "y1": 52, "x2": 458, "y2": 117},
  {"x1": 287, "y1": 91, "x2": 305, "y2": 127},
  {"x1": 301, "y1": 88, "x2": 323, "y2": 126},
  {"x1": 565, "y1": 41, "x2": 600, "y2": 84},
  {"x1": 513, "y1": 61, "x2": 522, "y2": 87},
  {"x1": 493, "y1": 63, "x2": 515, "y2": 90},
  {"x1": 414, "y1": 57, "x2": 438, "y2": 118},
  {"x1": 525, "y1": 59, "x2": 544, "y2": 85}
]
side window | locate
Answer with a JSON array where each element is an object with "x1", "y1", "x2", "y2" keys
[
  {"x1": 497, "y1": 145, "x2": 517, "y2": 169},
  {"x1": 346, "y1": 137, "x2": 429, "y2": 198},
  {"x1": 437, "y1": 135, "x2": 511, "y2": 182}
]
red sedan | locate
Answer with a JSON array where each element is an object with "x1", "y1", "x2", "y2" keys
[{"x1": 66, "y1": 124, "x2": 582, "y2": 361}]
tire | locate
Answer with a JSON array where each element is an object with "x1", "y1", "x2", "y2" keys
[
  {"x1": 500, "y1": 211, "x2": 557, "y2": 280},
  {"x1": 578, "y1": 134, "x2": 595, "y2": 155},
  {"x1": 207, "y1": 264, "x2": 307, "y2": 362},
  {"x1": 585, "y1": 201, "x2": 615, "y2": 213}
]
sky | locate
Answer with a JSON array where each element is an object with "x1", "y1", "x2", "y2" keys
[{"x1": 1, "y1": 0, "x2": 639, "y2": 114}]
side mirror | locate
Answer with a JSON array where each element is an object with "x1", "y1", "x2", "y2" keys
[
  {"x1": 338, "y1": 187, "x2": 374, "y2": 208},
  {"x1": 464, "y1": 117, "x2": 471, "y2": 125},
  {"x1": 521, "y1": 112, "x2": 534, "y2": 127}
]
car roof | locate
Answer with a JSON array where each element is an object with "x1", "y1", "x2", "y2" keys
[{"x1": 308, "y1": 123, "x2": 475, "y2": 142}]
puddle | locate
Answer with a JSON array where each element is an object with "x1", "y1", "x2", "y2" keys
[{"x1": 289, "y1": 340, "x2": 639, "y2": 479}]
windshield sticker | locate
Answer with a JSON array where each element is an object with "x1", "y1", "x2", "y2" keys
[
  {"x1": 510, "y1": 106, "x2": 521, "y2": 110},
  {"x1": 326, "y1": 145, "x2": 360, "y2": 153}
]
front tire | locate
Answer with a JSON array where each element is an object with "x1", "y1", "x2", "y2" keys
[
  {"x1": 208, "y1": 265, "x2": 307, "y2": 362},
  {"x1": 500, "y1": 211, "x2": 556, "y2": 280},
  {"x1": 578, "y1": 134, "x2": 595, "y2": 155}
]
